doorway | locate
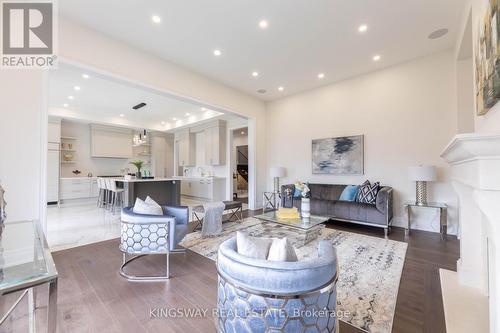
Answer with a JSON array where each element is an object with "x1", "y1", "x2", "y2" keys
[{"x1": 232, "y1": 128, "x2": 248, "y2": 204}]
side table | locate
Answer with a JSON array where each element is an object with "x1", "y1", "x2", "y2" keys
[
  {"x1": 262, "y1": 192, "x2": 281, "y2": 212},
  {"x1": 404, "y1": 202, "x2": 447, "y2": 240},
  {"x1": 0, "y1": 220, "x2": 58, "y2": 332}
]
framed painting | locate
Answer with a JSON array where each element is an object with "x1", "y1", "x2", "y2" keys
[
  {"x1": 475, "y1": 0, "x2": 500, "y2": 115},
  {"x1": 312, "y1": 135, "x2": 364, "y2": 175}
]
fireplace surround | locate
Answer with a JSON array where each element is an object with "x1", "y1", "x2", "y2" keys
[{"x1": 441, "y1": 133, "x2": 500, "y2": 332}]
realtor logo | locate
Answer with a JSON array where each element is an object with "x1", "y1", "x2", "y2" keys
[{"x1": 1, "y1": 0, "x2": 57, "y2": 68}]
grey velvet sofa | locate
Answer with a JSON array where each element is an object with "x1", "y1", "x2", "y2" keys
[{"x1": 281, "y1": 183, "x2": 393, "y2": 236}]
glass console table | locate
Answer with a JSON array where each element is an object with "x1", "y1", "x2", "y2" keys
[
  {"x1": 404, "y1": 202, "x2": 448, "y2": 240},
  {"x1": 0, "y1": 220, "x2": 58, "y2": 332}
]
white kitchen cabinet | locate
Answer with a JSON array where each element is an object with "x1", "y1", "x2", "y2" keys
[
  {"x1": 47, "y1": 149, "x2": 60, "y2": 203},
  {"x1": 48, "y1": 121, "x2": 61, "y2": 144},
  {"x1": 177, "y1": 131, "x2": 195, "y2": 167},
  {"x1": 47, "y1": 119, "x2": 61, "y2": 204},
  {"x1": 60, "y1": 178, "x2": 99, "y2": 200},
  {"x1": 205, "y1": 121, "x2": 226, "y2": 166},
  {"x1": 90, "y1": 125, "x2": 133, "y2": 159},
  {"x1": 179, "y1": 178, "x2": 225, "y2": 201},
  {"x1": 90, "y1": 178, "x2": 99, "y2": 197},
  {"x1": 151, "y1": 134, "x2": 174, "y2": 177}
]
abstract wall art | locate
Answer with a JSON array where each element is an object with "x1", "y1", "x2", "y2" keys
[
  {"x1": 475, "y1": 0, "x2": 500, "y2": 115},
  {"x1": 312, "y1": 135, "x2": 364, "y2": 175}
]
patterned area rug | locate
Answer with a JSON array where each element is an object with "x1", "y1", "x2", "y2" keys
[{"x1": 180, "y1": 217, "x2": 407, "y2": 333}]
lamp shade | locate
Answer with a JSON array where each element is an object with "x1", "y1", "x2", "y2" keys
[
  {"x1": 408, "y1": 165, "x2": 437, "y2": 181},
  {"x1": 270, "y1": 167, "x2": 286, "y2": 178}
]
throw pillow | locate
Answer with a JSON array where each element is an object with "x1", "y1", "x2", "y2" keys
[
  {"x1": 267, "y1": 237, "x2": 298, "y2": 262},
  {"x1": 356, "y1": 181, "x2": 380, "y2": 204},
  {"x1": 145, "y1": 196, "x2": 162, "y2": 211},
  {"x1": 293, "y1": 187, "x2": 302, "y2": 198},
  {"x1": 236, "y1": 231, "x2": 273, "y2": 259},
  {"x1": 339, "y1": 185, "x2": 359, "y2": 201},
  {"x1": 133, "y1": 197, "x2": 163, "y2": 215}
]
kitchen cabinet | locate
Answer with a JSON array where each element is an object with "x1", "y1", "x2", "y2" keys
[
  {"x1": 204, "y1": 121, "x2": 226, "y2": 166},
  {"x1": 47, "y1": 119, "x2": 61, "y2": 204},
  {"x1": 47, "y1": 148, "x2": 60, "y2": 203},
  {"x1": 48, "y1": 121, "x2": 61, "y2": 144},
  {"x1": 60, "y1": 178, "x2": 99, "y2": 201},
  {"x1": 90, "y1": 125, "x2": 133, "y2": 159},
  {"x1": 176, "y1": 130, "x2": 195, "y2": 167},
  {"x1": 179, "y1": 178, "x2": 225, "y2": 201}
]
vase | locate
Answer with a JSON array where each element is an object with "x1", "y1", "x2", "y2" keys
[
  {"x1": 135, "y1": 171, "x2": 142, "y2": 179},
  {"x1": 301, "y1": 198, "x2": 311, "y2": 219}
]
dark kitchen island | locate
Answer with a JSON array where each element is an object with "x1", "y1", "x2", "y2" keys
[{"x1": 114, "y1": 178, "x2": 181, "y2": 207}]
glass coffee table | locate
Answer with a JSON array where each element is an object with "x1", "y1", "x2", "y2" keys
[{"x1": 254, "y1": 211, "x2": 329, "y2": 245}]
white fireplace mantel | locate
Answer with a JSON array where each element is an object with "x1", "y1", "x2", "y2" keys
[{"x1": 441, "y1": 132, "x2": 500, "y2": 333}]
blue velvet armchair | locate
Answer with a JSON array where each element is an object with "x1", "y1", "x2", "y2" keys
[
  {"x1": 216, "y1": 237, "x2": 339, "y2": 332},
  {"x1": 120, "y1": 205, "x2": 189, "y2": 281}
]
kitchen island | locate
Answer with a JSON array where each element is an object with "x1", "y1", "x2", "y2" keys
[{"x1": 114, "y1": 178, "x2": 181, "y2": 207}]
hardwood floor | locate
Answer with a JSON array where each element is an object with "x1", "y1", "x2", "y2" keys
[{"x1": 0, "y1": 210, "x2": 459, "y2": 333}]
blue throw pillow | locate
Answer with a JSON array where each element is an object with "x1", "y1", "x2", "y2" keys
[
  {"x1": 293, "y1": 187, "x2": 302, "y2": 198},
  {"x1": 339, "y1": 185, "x2": 359, "y2": 201}
]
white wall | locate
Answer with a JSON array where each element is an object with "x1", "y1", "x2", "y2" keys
[
  {"x1": 0, "y1": 71, "x2": 47, "y2": 222},
  {"x1": 266, "y1": 51, "x2": 459, "y2": 234}
]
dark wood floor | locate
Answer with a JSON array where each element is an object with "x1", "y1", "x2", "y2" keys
[{"x1": 1, "y1": 210, "x2": 459, "y2": 333}]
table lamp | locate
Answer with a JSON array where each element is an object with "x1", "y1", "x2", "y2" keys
[
  {"x1": 270, "y1": 167, "x2": 286, "y2": 194},
  {"x1": 408, "y1": 165, "x2": 436, "y2": 205}
]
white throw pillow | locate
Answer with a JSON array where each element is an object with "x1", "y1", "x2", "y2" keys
[
  {"x1": 145, "y1": 196, "x2": 162, "y2": 211},
  {"x1": 236, "y1": 231, "x2": 272, "y2": 259},
  {"x1": 267, "y1": 237, "x2": 298, "y2": 262},
  {"x1": 133, "y1": 197, "x2": 163, "y2": 215}
]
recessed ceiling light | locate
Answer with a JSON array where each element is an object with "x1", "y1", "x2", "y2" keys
[
  {"x1": 213, "y1": 49, "x2": 221, "y2": 56},
  {"x1": 74, "y1": 86, "x2": 81, "y2": 91},
  {"x1": 161, "y1": 121, "x2": 166, "y2": 125},
  {"x1": 278, "y1": 86, "x2": 284, "y2": 91},
  {"x1": 318, "y1": 73, "x2": 325, "y2": 79},
  {"x1": 185, "y1": 113, "x2": 190, "y2": 116},
  {"x1": 373, "y1": 55, "x2": 381, "y2": 62},
  {"x1": 82, "y1": 74, "x2": 89, "y2": 79},
  {"x1": 68, "y1": 95, "x2": 74, "y2": 100},
  {"x1": 259, "y1": 20, "x2": 268, "y2": 29},
  {"x1": 358, "y1": 25, "x2": 368, "y2": 33},
  {"x1": 201, "y1": 107, "x2": 206, "y2": 111},
  {"x1": 172, "y1": 117, "x2": 177, "y2": 121},
  {"x1": 120, "y1": 114, "x2": 125, "y2": 117},
  {"x1": 63, "y1": 103, "x2": 68, "y2": 107},
  {"x1": 152, "y1": 15, "x2": 161, "y2": 24},
  {"x1": 241, "y1": 131, "x2": 245, "y2": 135},
  {"x1": 428, "y1": 28, "x2": 449, "y2": 40},
  {"x1": 252, "y1": 71, "x2": 259, "y2": 77}
]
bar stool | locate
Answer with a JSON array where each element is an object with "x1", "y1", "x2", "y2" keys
[
  {"x1": 106, "y1": 179, "x2": 124, "y2": 214},
  {"x1": 97, "y1": 178, "x2": 108, "y2": 208}
]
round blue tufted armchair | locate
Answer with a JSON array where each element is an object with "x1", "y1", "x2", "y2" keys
[
  {"x1": 120, "y1": 205, "x2": 189, "y2": 281},
  {"x1": 216, "y1": 237, "x2": 339, "y2": 333}
]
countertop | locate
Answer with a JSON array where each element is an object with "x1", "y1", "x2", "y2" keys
[{"x1": 113, "y1": 177, "x2": 178, "y2": 183}]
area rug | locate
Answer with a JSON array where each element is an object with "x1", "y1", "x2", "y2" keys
[{"x1": 180, "y1": 217, "x2": 407, "y2": 333}]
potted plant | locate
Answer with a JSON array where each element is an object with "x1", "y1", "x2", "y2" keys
[{"x1": 130, "y1": 160, "x2": 144, "y2": 179}]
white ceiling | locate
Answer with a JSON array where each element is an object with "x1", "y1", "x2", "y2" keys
[
  {"x1": 60, "y1": 0, "x2": 466, "y2": 101},
  {"x1": 49, "y1": 63, "x2": 227, "y2": 131}
]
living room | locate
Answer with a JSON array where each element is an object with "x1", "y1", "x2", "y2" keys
[{"x1": 0, "y1": 0, "x2": 499, "y2": 333}]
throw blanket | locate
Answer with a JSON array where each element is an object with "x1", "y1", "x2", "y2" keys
[{"x1": 202, "y1": 201, "x2": 225, "y2": 237}]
